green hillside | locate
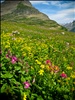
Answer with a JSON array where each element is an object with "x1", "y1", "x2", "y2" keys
[
  {"x1": 1, "y1": 1, "x2": 75, "y2": 100},
  {"x1": 1, "y1": 20, "x2": 75, "y2": 100}
]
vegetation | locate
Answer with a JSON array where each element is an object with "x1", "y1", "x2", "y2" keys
[{"x1": 1, "y1": 20, "x2": 75, "y2": 100}]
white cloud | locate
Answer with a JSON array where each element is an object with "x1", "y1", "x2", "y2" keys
[
  {"x1": 30, "y1": 1, "x2": 49, "y2": 5},
  {"x1": 30, "y1": 1, "x2": 75, "y2": 24},
  {"x1": 49, "y1": 1, "x2": 75, "y2": 8},
  {"x1": 48, "y1": 8, "x2": 75, "y2": 24}
]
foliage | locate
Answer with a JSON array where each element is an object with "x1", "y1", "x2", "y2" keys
[{"x1": 1, "y1": 21, "x2": 75, "y2": 100}]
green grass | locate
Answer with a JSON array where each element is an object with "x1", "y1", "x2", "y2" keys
[{"x1": 1, "y1": 20, "x2": 75, "y2": 43}]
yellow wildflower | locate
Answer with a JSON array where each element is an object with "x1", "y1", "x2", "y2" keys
[
  {"x1": 5, "y1": 45, "x2": 10, "y2": 48},
  {"x1": 66, "y1": 66, "x2": 72, "y2": 70},
  {"x1": 22, "y1": 52, "x2": 26, "y2": 56},
  {"x1": 40, "y1": 65, "x2": 45, "y2": 69},
  {"x1": 38, "y1": 69, "x2": 44, "y2": 75},
  {"x1": 35, "y1": 60, "x2": 41, "y2": 65},
  {"x1": 23, "y1": 93, "x2": 27, "y2": 100},
  {"x1": 66, "y1": 77, "x2": 70, "y2": 81},
  {"x1": 71, "y1": 74, "x2": 75, "y2": 79},
  {"x1": 31, "y1": 66, "x2": 34, "y2": 70},
  {"x1": 57, "y1": 80, "x2": 61, "y2": 83}
]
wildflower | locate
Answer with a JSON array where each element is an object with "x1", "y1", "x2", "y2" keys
[
  {"x1": 31, "y1": 66, "x2": 34, "y2": 70},
  {"x1": 38, "y1": 69, "x2": 44, "y2": 75},
  {"x1": 66, "y1": 77, "x2": 70, "y2": 81},
  {"x1": 35, "y1": 60, "x2": 41, "y2": 65},
  {"x1": 54, "y1": 66, "x2": 60, "y2": 73},
  {"x1": 49, "y1": 66, "x2": 54, "y2": 72},
  {"x1": 71, "y1": 74, "x2": 75, "y2": 79},
  {"x1": 70, "y1": 72, "x2": 75, "y2": 78},
  {"x1": 23, "y1": 93, "x2": 27, "y2": 100},
  {"x1": 22, "y1": 53, "x2": 26, "y2": 56},
  {"x1": 23, "y1": 81, "x2": 30, "y2": 89},
  {"x1": 57, "y1": 80, "x2": 61, "y2": 83},
  {"x1": 6, "y1": 54, "x2": 9, "y2": 58},
  {"x1": 40, "y1": 64, "x2": 45, "y2": 69},
  {"x1": 66, "y1": 66, "x2": 72, "y2": 70},
  {"x1": 60, "y1": 72, "x2": 67, "y2": 78},
  {"x1": 11, "y1": 56, "x2": 18, "y2": 64},
  {"x1": 46, "y1": 60, "x2": 52, "y2": 66}
]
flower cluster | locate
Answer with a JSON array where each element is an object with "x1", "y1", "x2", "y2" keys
[
  {"x1": 1, "y1": 30, "x2": 75, "y2": 100},
  {"x1": 6, "y1": 51, "x2": 18, "y2": 64},
  {"x1": 46, "y1": 60, "x2": 60, "y2": 73}
]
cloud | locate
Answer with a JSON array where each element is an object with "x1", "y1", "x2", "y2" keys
[
  {"x1": 48, "y1": 8, "x2": 75, "y2": 24},
  {"x1": 30, "y1": 1, "x2": 75, "y2": 8},
  {"x1": 30, "y1": 1, "x2": 49, "y2": 5},
  {"x1": 49, "y1": 1, "x2": 75, "y2": 8},
  {"x1": 30, "y1": 1, "x2": 75, "y2": 24}
]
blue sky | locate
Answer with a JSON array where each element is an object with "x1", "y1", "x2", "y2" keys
[{"x1": 30, "y1": 1, "x2": 75, "y2": 24}]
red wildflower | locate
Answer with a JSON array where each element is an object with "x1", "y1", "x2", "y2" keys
[
  {"x1": 46, "y1": 60, "x2": 52, "y2": 66},
  {"x1": 60, "y1": 72, "x2": 67, "y2": 78}
]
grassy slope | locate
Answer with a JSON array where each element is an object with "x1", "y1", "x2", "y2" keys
[
  {"x1": 1, "y1": 20, "x2": 75, "y2": 68},
  {"x1": 1, "y1": 21, "x2": 75, "y2": 46}
]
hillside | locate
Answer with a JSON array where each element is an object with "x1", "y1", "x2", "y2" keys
[
  {"x1": 1, "y1": 1, "x2": 75, "y2": 100},
  {"x1": 1, "y1": 0, "x2": 67, "y2": 31}
]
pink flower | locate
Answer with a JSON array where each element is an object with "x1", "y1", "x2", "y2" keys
[
  {"x1": 46, "y1": 60, "x2": 52, "y2": 66},
  {"x1": 11, "y1": 58, "x2": 16, "y2": 64},
  {"x1": 23, "y1": 81, "x2": 30, "y2": 89},
  {"x1": 12, "y1": 56, "x2": 17, "y2": 61},
  {"x1": 6, "y1": 54, "x2": 9, "y2": 58},
  {"x1": 60, "y1": 72, "x2": 67, "y2": 78},
  {"x1": 11, "y1": 56, "x2": 18, "y2": 64}
]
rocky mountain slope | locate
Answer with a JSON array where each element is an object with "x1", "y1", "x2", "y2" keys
[
  {"x1": 1, "y1": 0, "x2": 49, "y2": 20},
  {"x1": 63, "y1": 20, "x2": 75, "y2": 32},
  {"x1": 1, "y1": 0, "x2": 67, "y2": 31}
]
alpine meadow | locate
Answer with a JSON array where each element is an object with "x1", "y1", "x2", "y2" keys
[{"x1": 1, "y1": 1, "x2": 75, "y2": 100}]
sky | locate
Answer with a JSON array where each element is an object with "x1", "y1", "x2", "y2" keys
[{"x1": 30, "y1": 0, "x2": 75, "y2": 24}]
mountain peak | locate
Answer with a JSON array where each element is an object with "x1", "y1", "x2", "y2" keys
[
  {"x1": 1, "y1": 0, "x2": 67, "y2": 31},
  {"x1": 1, "y1": 0, "x2": 49, "y2": 20},
  {"x1": 63, "y1": 20, "x2": 75, "y2": 32}
]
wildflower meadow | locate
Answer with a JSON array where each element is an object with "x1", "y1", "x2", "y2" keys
[{"x1": 1, "y1": 21, "x2": 75, "y2": 100}]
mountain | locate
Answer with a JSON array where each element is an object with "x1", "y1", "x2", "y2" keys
[
  {"x1": 1, "y1": 0, "x2": 49, "y2": 20},
  {"x1": 1, "y1": 0, "x2": 67, "y2": 31},
  {"x1": 63, "y1": 20, "x2": 75, "y2": 32}
]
